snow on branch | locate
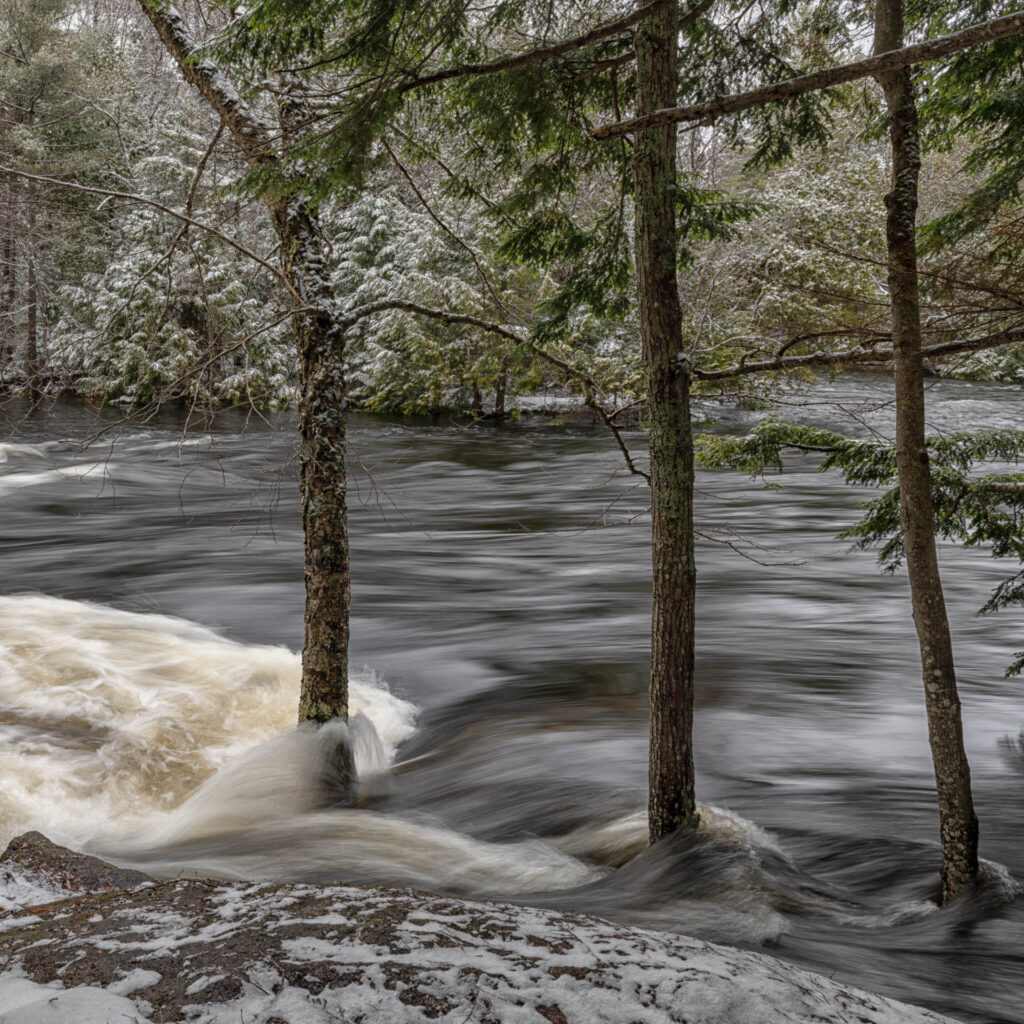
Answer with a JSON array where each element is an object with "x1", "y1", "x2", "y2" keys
[
  {"x1": 0, "y1": 165, "x2": 290, "y2": 294},
  {"x1": 593, "y1": 9, "x2": 1024, "y2": 137},
  {"x1": 138, "y1": 1, "x2": 276, "y2": 167}
]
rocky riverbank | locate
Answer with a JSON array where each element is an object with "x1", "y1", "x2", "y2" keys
[{"x1": 0, "y1": 832, "x2": 958, "y2": 1024}]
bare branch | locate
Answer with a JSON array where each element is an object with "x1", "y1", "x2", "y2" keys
[
  {"x1": 339, "y1": 297, "x2": 522, "y2": 339},
  {"x1": 980, "y1": 482, "x2": 1024, "y2": 496},
  {"x1": 537, "y1": 344, "x2": 651, "y2": 483},
  {"x1": 0, "y1": 165, "x2": 290, "y2": 292},
  {"x1": 340, "y1": 298, "x2": 651, "y2": 482},
  {"x1": 593, "y1": 9, "x2": 1024, "y2": 137},
  {"x1": 694, "y1": 325, "x2": 1024, "y2": 380},
  {"x1": 922, "y1": 327, "x2": 1024, "y2": 361},
  {"x1": 381, "y1": 138, "x2": 513, "y2": 318}
]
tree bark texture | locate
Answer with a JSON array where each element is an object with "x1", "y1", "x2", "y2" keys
[
  {"x1": 138, "y1": 2, "x2": 352, "y2": 742},
  {"x1": 272, "y1": 200, "x2": 352, "y2": 728},
  {"x1": 874, "y1": 0, "x2": 978, "y2": 902},
  {"x1": 25, "y1": 177, "x2": 38, "y2": 381},
  {"x1": 494, "y1": 369, "x2": 506, "y2": 420},
  {"x1": 634, "y1": 0, "x2": 699, "y2": 842},
  {"x1": 1, "y1": 174, "x2": 15, "y2": 368}
]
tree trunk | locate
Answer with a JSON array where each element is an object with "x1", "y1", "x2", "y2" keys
[
  {"x1": 494, "y1": 369, "x2": 506, "y2": 420},
  {"x1": 25, "y1": 251, "x2": 37, "y2": 377},
  {"x1": 138, "y1": 2, "x2": 353, "y2": 758},
  {"x1": 874, "y1": 0, "x2": 978, "y2": 902},
  {"x1": 634, "y1": 0, "x2": 699, "y2": 842},
  {"x1": 25, "y1": 179, "x2": 39, "y2": 383},
  {"x1": 1, "y1": 174, "x2": 15, "y2": 369},
  {"x1": 273, "y1": 203, "x2": 352, "y2": 732}
]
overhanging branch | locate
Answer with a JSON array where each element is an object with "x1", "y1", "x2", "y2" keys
[
  {"x1": 694, "y1": 325, "x2": 1024, "y2": 380},
  {"x1": 398, "y1": 0, "x2": 715, "y2": 94},
  {"x1": 341, "y1": 299, "x2": 651, "y2": 481},
  {"x1": 593, "y1": 9, "x2": 1024, "y2": 137}
]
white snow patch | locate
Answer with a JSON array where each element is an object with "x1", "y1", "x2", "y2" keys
[
  {"x1": 184, "y1": 974, "x2": 227, "y2": 996},
  {"x1": 19, "y1": 881, "x2": 953, "y2": 1024},
  {"x1": 0, "y1": 973, "x2": 154, "y2": 1024},
  {"x1": 107, "y1": 968, "x2": 162, "y2": 996},
  {"x1": 0, "y1": 879, "x2": 963, "y2": 1024},
  {"x1": 0, "y1": 863, "x2": 76, "y2": 913}
]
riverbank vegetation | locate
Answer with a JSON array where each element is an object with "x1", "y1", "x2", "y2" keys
[
  {"x1": 5, "y1": 0, "x2": 1024, "y2": 906},
  {"x1": 3, "y1": 1, "x2": 1024, "y2": 410}
]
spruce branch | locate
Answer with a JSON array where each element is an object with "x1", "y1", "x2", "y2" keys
[
  {"x1": 0, "y1": 166, "x2": 290, "y2": 293},
  {"x1": 395, "y1": 0, "x2": 715, "y2": 94},
  {"x1": 593, "y1": 9, "x2": 1024, "y2": 137}
]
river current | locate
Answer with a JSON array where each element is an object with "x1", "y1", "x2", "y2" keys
[{"x1": 0, "y1": 375, "x2": 1021, "y2": 1023}]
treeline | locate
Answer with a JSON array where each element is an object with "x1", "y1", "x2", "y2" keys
[
  {"x1": 1, "y1": 0, "x2": 1023, "y2": 414},
  {"x1": 5, "y1": 0, "x2": 1024, "y2": 908}
]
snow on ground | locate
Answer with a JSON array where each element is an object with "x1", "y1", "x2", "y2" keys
[
  {"x1": 0, "y1": 877, "x2": 961, "y2": 1024},
  {"x1": 0, "y1": 860, "x2": 76, "y2": 913},
  {"x1": 0, "y1": 971, "x2": 154, "y2": 1024}
]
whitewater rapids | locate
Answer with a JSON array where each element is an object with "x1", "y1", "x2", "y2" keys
[{"x1": 0, "y1": 595, "x2": 612, "y2": 896}]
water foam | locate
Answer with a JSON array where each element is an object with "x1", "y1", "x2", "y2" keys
[
  {"x1": 0, "y1": 595, "x2": 416, "y2": 849},
  {"x1": 0, "y1": 442, "x2": 46, "y2": 464},
  {"x1": 0, "y1": 459, "x2": 117, "y2": 495}
]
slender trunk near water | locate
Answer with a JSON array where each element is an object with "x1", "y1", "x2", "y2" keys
[
  {"x1": 138, "y1": 3, "x2": 353, "y2": 764},
  {"x1": 494, "y1": 370, "x2": 506, "y2": 420},
  {"x1": 1, "y1": 175, "x2": 15, "y2": 369},
  {"x1": 270, "y1": 200, "x2": 353, "y2": 733},
  {"x1": 25, "y1": 181, "x2": 39, "y2": 383},
  {"x1": 874, "y1": 0, "x2": 978, "y2": 902},
  {"x1": 634, "y1": 0, "x2": 699, "y2": 842},
  {"x1": 25, "y1": 253, "x2": 37, "y2": 377}
]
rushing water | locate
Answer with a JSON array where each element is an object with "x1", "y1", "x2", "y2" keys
[{"x1": 0, "y1": 376, "x2": 1022, "y2": 1023}]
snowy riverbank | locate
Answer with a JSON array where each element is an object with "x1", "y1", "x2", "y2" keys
[{"x1": 0, "y1": 832, "x2": 958, "y2": 1024}]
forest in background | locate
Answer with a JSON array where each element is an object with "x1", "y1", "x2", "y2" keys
[{"x1": 2, "y1": 0, "x2": 1024, "y2": 416}]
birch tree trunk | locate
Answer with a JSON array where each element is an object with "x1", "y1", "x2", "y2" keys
[
  {"x1": 634, "y1": 0, "x2": 699, "y2": 842},
  {"x1": 874, "y1": 0, "x2": 978, "y2": 902},
  {"x1": 137, "y1": 3, "x2": 353, "y2": 766}
]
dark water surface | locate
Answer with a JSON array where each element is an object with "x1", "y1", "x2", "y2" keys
[{"x1": 0, "y1": 376, "x2": 1022, "y2": 1023}]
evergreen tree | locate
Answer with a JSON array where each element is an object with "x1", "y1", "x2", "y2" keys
[{"x1": 0, "y1": 0, "x2": 127, "y2": 384}]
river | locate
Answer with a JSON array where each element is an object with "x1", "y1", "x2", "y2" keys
[{"x1": 0, "y1": 375, "x2": 1021, "y2": 1023}]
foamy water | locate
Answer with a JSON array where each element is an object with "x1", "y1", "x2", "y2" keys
[
  {"x1": 0, "y1": 595, "x2": 415, "y2": 847},
  {"x1": 0, "y1": 594, "x2": 820, "y2": 931},
  {"x1": 0, "y1": 595, "x2": 611, "y2": 902}
]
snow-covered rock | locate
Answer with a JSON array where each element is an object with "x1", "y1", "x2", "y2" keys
[
  {"x1": 0, "y1": 831, "x2": 150, "y2": 913},
  {"x1": 0, "y1": 833, "x2": 959, "y2": 1024}
]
